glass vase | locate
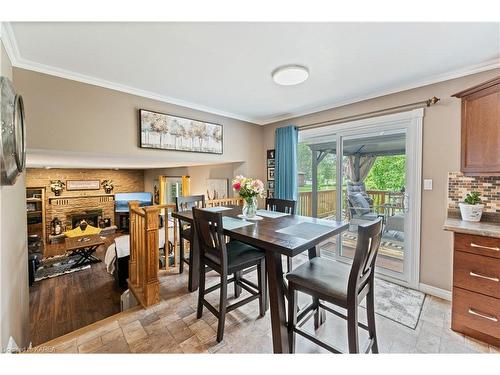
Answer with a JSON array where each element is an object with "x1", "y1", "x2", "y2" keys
[{"x1": 242, "y1": 196, "x2": 258, "y2": 218}]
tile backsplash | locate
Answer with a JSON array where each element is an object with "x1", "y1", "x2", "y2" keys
[{"x1": 448, "y1": 172, "x2": 500, "y2": 213}]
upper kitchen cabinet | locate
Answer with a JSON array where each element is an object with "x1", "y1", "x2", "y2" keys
[{"x1": 452, "y1": 77, "x2": 500, "y2": 175}]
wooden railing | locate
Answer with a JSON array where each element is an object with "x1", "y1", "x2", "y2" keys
[
  {"x1": 298, "y1": 189, "x2": 392, "y2": 218},
  {"x1": 128, "y1": 201, "x2": 177, "y2": 308}
]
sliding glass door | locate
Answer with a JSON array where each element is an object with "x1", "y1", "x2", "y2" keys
[{"x1": 298, "y1": 109, "x2": 423, "y2": 287}]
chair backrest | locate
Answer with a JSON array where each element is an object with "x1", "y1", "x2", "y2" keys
[
  {"x1": 192, "y1": 207, "x2": 227, "y2": 271},
  {"x1": 176, "y1": 195, "x2": 205, "y2": 212},
  {"x1": 265, "y1": 198, "x2": 296, "y2": 214},
  {"x1": 348, "y1": 217, "x2": 383, "y2": 298},
  {"x1": 206, "y1": 197, "x2": 244, "y2": 207}
]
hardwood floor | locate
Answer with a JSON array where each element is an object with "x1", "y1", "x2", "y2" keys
[{"x1": 29, "y1": 235, "x2": 123, "y2": 346}]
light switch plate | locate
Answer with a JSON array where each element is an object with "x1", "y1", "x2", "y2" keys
[{"x1": 423, "y1": 179, "x2": 433, "y2": 190}]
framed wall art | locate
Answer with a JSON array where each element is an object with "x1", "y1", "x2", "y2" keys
[
  {"x1": 66, "y1": 180, "x2": 100, "y2": 191},
  {"x1": 139, "y1": 109, "x2": 223, "y2": 154}
]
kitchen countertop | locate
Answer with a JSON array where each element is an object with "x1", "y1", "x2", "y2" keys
[{"x1": 443, "y1": 217, "x2": 500, "y2": 238}]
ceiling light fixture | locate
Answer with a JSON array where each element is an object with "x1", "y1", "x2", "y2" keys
[{"x1": 272, "y1": 65, "x2": 309, "y2": 86}]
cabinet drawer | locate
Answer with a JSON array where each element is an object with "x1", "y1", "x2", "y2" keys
[
  {"x1": 452, "y1": 287, "x2": 500, "y2": 340},
  {"x1": 454, "y1": 251, "x2": 500, "y2": 299},
  {"x1": 454, "y1": 233, "x2": 500, "y2": 258}
]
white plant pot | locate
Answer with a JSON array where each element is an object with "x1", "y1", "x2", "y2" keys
[{"x1": 459, "y1": 203, "x2": 484, "y2": 222}]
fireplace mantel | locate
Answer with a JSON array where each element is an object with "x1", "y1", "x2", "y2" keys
[{"x1": 49, "y1": 194, "x2": 115, "y2": 204}]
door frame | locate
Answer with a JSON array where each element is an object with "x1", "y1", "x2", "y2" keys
[{"x1": 300, "y1": 109, "x2": 423, "y2": 288}]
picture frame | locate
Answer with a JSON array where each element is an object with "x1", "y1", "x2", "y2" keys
[
  {"x1": 267, "y1": 190, "x2": 275, "y2": 199},
  {"x1": 267, "y1": 159, "x2": 275, "y2": 167},
  {"x1": 66, "y1": 180, "x2": 100, "y2": 191},
  {"x1": 139, "y1": 109, "x2": 223, "y2": 154},
  {"x1": 267, "y1": 167, "x2": 275, "y2": 181},
  {"x1": 267, "y1": 181, "x2": 275, "y2": 190},
  {"x1": 267, "y1": 149, "x2": 275, "y2": 159}
]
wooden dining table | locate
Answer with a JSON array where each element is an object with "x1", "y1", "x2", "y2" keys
[{"x1": 172, "y1": 205, "x2": 348, "y2": 353}]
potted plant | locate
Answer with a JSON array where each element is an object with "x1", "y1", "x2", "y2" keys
[
  {"x1": 232, "y1": 175, "x2": 265, "y2": 219},
  {"x1": 459, "y1": 192, "x2": 484, "y2": 222},
  {"x1": 50, "y1": 180, "x2": 65, "y2": 196},
  {"x1": 101, "y1": 179, "x2": 114, "y2": 194}
]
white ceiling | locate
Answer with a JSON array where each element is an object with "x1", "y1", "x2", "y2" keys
[{"x1": 4, "y1": 22, "x2": 500, "y2": 125}]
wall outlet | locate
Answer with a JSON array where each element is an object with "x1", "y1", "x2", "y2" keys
[{"x1": 423, "y1": 179, "x2": 433, "y2": 190}]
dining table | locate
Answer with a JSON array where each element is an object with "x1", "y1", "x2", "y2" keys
[{"x1": 172, "y1": 205, "x2": 349, "y2": 353}]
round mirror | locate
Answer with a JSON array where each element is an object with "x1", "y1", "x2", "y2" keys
[{"x1": 13, "y1": 94, "x2": 26, "y2": 173}]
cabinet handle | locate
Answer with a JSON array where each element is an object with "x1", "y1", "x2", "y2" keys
[
  {"x1": 468, "y1": 308, "x2": 498, "y2": 322},
  {"x1": 470, "y1": 243, "x2": 500, "y2": 252},
  {"x1": 469, "y1": 272, "x2": 499, "y2": 282}
]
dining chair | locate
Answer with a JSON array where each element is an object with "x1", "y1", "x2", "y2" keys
[
  {"x1": 192, "y1": 207, "x2": 267, "y2": 342},
  {"x1": 175, "y1": 195, "x2": 205, "y2": 274},
  {"x1": 286, "y1": 217, "x2": 383, "y2": 353},
  {"x1": 265, "y1": 198, "x2": 296, "y2": 273}
]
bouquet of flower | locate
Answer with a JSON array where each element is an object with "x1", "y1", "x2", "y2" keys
[{"x1": 232, "y1": 175, "x2": 265, "y2": 203}]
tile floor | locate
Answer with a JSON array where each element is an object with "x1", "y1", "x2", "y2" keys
[{"x1": 35, "y1": 264, "x2": 500, "y2": 354}]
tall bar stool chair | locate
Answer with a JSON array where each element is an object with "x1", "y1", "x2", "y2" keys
[
  {"x1": 192, "y1": 208, "x2": 267, "y2": 342},
  {"x1": 287, "y1": 217, "x2": 383, "y2": 353},
  {"x1": 175, "y1": 195, "x2": 205, "y2": 274},
  {"x1": 265, "y1": 198, "x2": 296, "y2": 273}
]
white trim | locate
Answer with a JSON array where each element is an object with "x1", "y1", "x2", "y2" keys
[
  {"x1": 419, "y1": 283, "x2": 452, "y2": 301},
  {"x1": 3, "y1": 22, "x2": 499, "y2": 126}
]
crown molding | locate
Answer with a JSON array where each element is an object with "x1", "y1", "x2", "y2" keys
[{"x1": 4, "y1": 22, "x2": 500, "y2": 126}]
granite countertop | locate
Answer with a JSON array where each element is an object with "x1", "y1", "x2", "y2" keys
[{"x1": 443, "y1": 218, "x2": 500, "y2": 238}]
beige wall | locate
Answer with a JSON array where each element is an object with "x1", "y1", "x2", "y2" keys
[
  {"x1": 0, "y1": 40, "x2": 29, "y2": 349},
  {"x1": 263, "y1": 68, "x2": 500, "y2": 292},
  {"x1": 144, "y1": 162, "x2": 243, "y2": 198},
  {"x1": 12, "y1": 68, "x2": 266, "y2": 183}
]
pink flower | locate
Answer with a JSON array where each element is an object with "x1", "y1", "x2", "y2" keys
[{"x1": 232, "y1": 182, "x2": 241, "y2": 190}]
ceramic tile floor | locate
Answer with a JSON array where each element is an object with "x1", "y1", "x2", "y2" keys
[{"x1": 38, "y1": 268, "x2": 499, "y2": 354}]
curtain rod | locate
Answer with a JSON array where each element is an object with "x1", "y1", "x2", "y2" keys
[{"x1": 297, "y1": 96, "x2": 440, "y2": 131}]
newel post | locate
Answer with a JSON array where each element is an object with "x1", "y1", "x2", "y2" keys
[
  {"x1": 142, "y1": 206, "x2": 160, "y2": 306},
  {"x1": 128, "y1": 201, "x2": 140, "y2": 287}
]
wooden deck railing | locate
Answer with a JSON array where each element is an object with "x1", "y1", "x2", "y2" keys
[
  {"x1": 206, "y1": 197, "x2": 243, "y2": 207},
  {"x1": 128, "y1": 201, "x2": 177, "y2": 308},
  {"x1": 298, "y1": 189, "x2": 391, "y2": 217}
]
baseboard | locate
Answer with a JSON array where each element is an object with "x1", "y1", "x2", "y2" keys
[{"x1": 419, "y1": 283, "x2": 452, "y2": 301}]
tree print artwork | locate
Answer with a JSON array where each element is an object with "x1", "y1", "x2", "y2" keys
[{"x1": 140, "y1": 109, "x2": 223, "y2": 154}]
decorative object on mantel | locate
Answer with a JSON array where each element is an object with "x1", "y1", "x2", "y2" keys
[
  {"x1": 139, "y1": 109, "x2": 223, "y2": 154},
  {"x1": 66, "y1": 180, "x2": 100, "y2": 191},
  {"x1": 101, "y1": 179, "x2": 114, "y2": 194},
  {"x1": 232, "y1": 175, "x2": 265, "y2": 219},
  {"x1": 459, "y1": 192, "x2": 484, "y2": 222},
  {"x1": 206, "y1": 178, "x2": 228, "y2": 200},
  {"x1": 50, "y1": 180, "x2": 65, "y2": 196}
]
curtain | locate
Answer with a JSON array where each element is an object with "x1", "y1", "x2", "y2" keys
[
  {"x1": 345, "y1": 155, "x2": 377, "y2": 183},
  {"x1": 275, "y1": 126, "x2": 298, "y2": 201}
]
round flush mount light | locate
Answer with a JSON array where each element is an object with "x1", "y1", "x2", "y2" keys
[{"x1": 272, "y1": 65, "x2": 309, "y2": 86}]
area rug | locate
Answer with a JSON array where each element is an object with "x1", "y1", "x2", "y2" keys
[
  {"x1": 359, "y1": 278, "x2": 425, "y2": 329},
  {"x1": 34, "y1": 255, "x2": 91, "y2": 281}
]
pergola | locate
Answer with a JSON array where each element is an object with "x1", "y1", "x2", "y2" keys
[{"x1": 307, "y1": 133, "x2": 406, "y2": 217}]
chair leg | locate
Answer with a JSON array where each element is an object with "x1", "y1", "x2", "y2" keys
[
  {"x1": 286, "y1": 256, "x2": 293, "y2": 273},
  {"x1": 179, "y1": 237, "x2": 185, "y2": 274},
  {"x1": 217, "y1": 274, "x2": 228, "y2": 343},
  {"x1": 287, "y1": 286, "x2": 298, "y2": 353},
  {"x1": 257, "y1": 260, "x2": 266, "y2": 317},
  {"x1": 347, "y1": 304, "x2": 360, "y2": 354},
  {"x1": 366, "y1": 287, "x2": 379, "y2": 353},
  {"x1": 234, "y1": 271, "x2": 242, "y2": 298},
  {"x1": 197, "y1": 260, "x2": 206, "y2": 319}
]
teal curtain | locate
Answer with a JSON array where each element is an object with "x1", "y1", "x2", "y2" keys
[{"x1": 275, "y1": 126, "x2": 298, "y2": 202}]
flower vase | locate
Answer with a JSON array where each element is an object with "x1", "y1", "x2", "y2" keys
[{"x1": 242, "y1": 197, "x2": 258, "y2": 218}]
